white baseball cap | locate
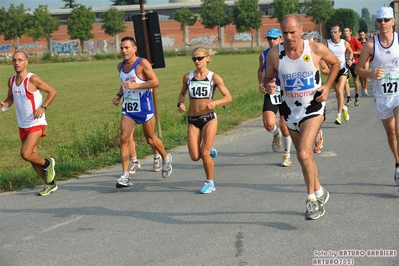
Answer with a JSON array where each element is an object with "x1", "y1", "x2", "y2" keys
[{"x1": 376, "y1": 6, "x2": 395, "y2": 20}]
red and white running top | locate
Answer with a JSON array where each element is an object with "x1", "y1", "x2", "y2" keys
[{"x1": 10, "y1": 72, "x2": 47, "y2": 128}]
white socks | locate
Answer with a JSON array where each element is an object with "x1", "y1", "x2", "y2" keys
[{"x1": 268, "y1": 125, "x2": 280, "y2": 136}]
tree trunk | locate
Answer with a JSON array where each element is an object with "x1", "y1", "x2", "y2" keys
[
  {"x1": 250, "y1": 29, "x2": 254, "y2": 48},
  {"x1": 115, "y1": 33, "x2": 119, "y2": 52},
  {"x1": 184, "y1": 25, "x2": 189, "y2": 50},
  {"x1": 319, "y1": 23, "x2": 323, "y2": 43},
  {"x1": 47, "y1": 36, "x2": 53, "y2": 54},
  {"x1": 217, "y1": 26, "x2": 221, "y2": 48},
  {"x1": 14, "y1": 37, "x2": 19, "y2": 52},
  {"x1": 80, "y1": 39, "x2": 84, "y2": 54}
]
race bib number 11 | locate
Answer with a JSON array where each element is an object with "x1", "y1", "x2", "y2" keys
[{"x1": 270, "y1": 86, "x2": 282, "y2": 105}]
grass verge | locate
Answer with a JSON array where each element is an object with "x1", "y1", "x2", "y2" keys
[{"x1": 0, "y1": 50, "x2": 263, "y2": 193}]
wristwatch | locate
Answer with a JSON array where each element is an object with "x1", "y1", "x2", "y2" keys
[
  {"x1": 41, "y1": 104, "x2": 47, "y2": 110},
  {"x1": 177, "y1": 101, "x2": 182, "y2": 108}
]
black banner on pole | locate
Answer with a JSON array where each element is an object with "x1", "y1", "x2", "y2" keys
[{"x1": 132, "y1": 12, "x2": 165, "y2": 69}]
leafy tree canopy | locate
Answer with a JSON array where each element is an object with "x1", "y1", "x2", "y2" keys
[
  {"x1": 26, "y1": 5, "x2": 59, "y2": 41},
  {"x1": 62, "y1": 0, "x2": 78, "y2": 9},
  {"x1": 232, "y1": 0, "x2": 262, "y2": 33},
  {"x1": 304, "y1": 0, "x2": 335, "y2": 25},
  {"x1": 326, "y1": 8, "x2": 359, "y2": 36},
  {"x1": 101, "y1": 7, "x2": 126, "y2": 36},
  {"x1": 271, "y1": 0, "x2": 301, "y2": 23},
  {"x1": 174, "y1": 7, "x2": 197, "y2": 30},
  {"x1": 67, "y1": 5, "x2": 96, "y2": 52},
  {"x1": 0, "y1": 4, "x2": 29, "y2": 42},
  {"x1": 112, "y1": 0, "x2": 146, "y2": 5},
  {"x1": 200, "y1": 0, "x2": 232, "y2": 30}
]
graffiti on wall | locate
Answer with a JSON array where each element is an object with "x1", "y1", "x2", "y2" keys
[
  {"x1": 0, "y1": 44, "x2": 12, "y2": 52},
  {"x1": 162, "y1": 36, "x2": 175, "y2": 47},
  {"x1": 87, "y1": 39, "x2": 116, "y2": 53},
  {"x1": 18, "y1": 43, "x2": 41, "y2": 50},
  {"x1": 234, "y1": 32, "x2": 253, "y2": 42},
  {"x1": 186, "y1": 35, "x2": 218, "y2": 46},
  {"x1": 52, "y1": 41, "x2": 79, "y2": 54}
]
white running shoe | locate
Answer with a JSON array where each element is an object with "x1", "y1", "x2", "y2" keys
[
  {"x1": 116, "y1": 175, "x2": 133, "y2": 188},
  {"x1": 153, "y1": 157, "x2": 162, "y2": 172},
  {"x1": 281, "y1": 154, "x2": 292, "y2": 167},
  {"x1": 272, "y1": 131, "x2": 282, "y2": 152},
  {"x1": 129, "y1": 161, "x2": 141, "y2": 174},
  {"x1": 395, "y1": 167, "x2": 399, "y2": 186},
  {"x1": 162, "y1": 153, "x2": 172, "y2": 178}
]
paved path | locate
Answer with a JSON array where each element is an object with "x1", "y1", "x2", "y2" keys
[{"x1": 1, "y1": 88, "x2": 398, "y2": 266}]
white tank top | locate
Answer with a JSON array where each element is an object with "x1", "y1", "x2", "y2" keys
[
  {"x1": 327, "y1": 39, "x2": 347, "y2": 68},
  {"x1": 187, "y1": 71, "x2": 215, "y2": 99},
  {"x1": 11, "y1": 73, "x2": 47, "y2": 128},
  {"x1": 371, "y1": 32, "x2": 399, "y2": 97},
  {"x1": 278, "y1": 40, "x2": 324, "y2": 124},
  {"x1": 119, "y1": 58, "x2": 154, "y2": 114}
]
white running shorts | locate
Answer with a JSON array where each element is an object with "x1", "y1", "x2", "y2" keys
[{"x1": 375, "y1": 94, "x2": 399, "y2": 120}]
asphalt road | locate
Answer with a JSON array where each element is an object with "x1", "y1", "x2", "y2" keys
[{"x1": 1, "y1": 87, "x2": 398, "y2": 266}]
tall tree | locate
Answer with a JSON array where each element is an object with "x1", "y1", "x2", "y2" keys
[
  {"x1": 112, "y1": 0, "x2": 145, "y2": 5},
  {"x1": 270, "y1": 0, "x2": 301, "y2": 23},
  {"x1": 361, "y1": 7, "x2": 373, "y2": 32},
  {"x1": 0, "y1": 4, "x2": 29, "y2": 52},
  {"x1": 304, "y1": 0, "x2": 335, "y2": 41},
  {"x1": 359, "y1": 18, "x2": 368, "y2": 32},
  {"x1": 200, "y1": 0, "x2": 232, "y2": 47},
  {"x1": 232, "y1": 0, "x2": 263, "y2": 48},
  {"x1": 26, "y1": 5, "x2": 59, "y2": 54},
  {"x1": 63, "y1": 0, "x2": 78, "y2": 8},
  {"x1": 67, "y1": 5, "x2": 96, "y2": 53},
  {"x1": 101, "y1": 7, "x2": 127, "y2": 51},
  {"x1": 174, "y1": 7, "x2": 197, "y2": 47}
]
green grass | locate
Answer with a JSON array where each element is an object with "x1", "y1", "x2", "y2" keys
[{"x1": 0, "y1": 52, "x2": 263, "y2": 192}]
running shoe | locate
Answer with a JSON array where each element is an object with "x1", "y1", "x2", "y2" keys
[
  {"x1": 305, "y1": 198, "x2": 322, "y2": 220},
  {"x1": 281, "y1": 154, "x2": 292, "y2": 167},
  {"x1": 354, "y1": 97, "x2": 360, "y2": 106},
  {"x1": 313, "y1": 129, "x2": 323, "y2": 154},
  {"x1": 364, "y1": 89, "x2": 368, "y2": 96},
  {"x1": 345, "y1": 99, "x2": 353, "y2": 106},
  {"x1": 342, "y1": 106, "x2": 350, "y2": 121},
  {"x1": 129, "y1": 161, "x2": 141, "y2": 174},
  {"x1": 162, "y1": 153, "x2": 173, "y2": 178},
  {"x1": 44, "y1": 158, "x2": 56, "y2": 184},
  {"x1": 153, "y1": 157, "x2": 162, "y2": 172},
  {"x1": 38, "y1": 183, "x2": 58, "y2": 196},
  {"x1": 395, "y1": 167, "x2": 399, "y2": 186},
  {"x1": 316, "y1": 189, "x2": 330, "y2": 217},
  {"x1": 210, "y1": 147, "x2": 218, "y2": 158},
  {"x1": 199, "y1": 181, "x2": 216, "y2": 194},
  {"x1": 116, "y1": 175, "x2": 133, "y2": 188},
  {"x1": 272, "y1": 131, "x2": 282, "y2": 152},
  {"x1": 334, "y1": 116, "x2": 341, "y2": 125}
]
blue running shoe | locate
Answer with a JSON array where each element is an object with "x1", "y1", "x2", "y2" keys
[
  {"x1": 199, "y1": 181, "x2": 216, "y2": 194},
  {"x1": 210, "y1": 147, "x2": 217, "y2": 158}
]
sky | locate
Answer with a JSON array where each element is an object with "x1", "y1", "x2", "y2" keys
[{"x1": 0, "y1": 0, "x2": 391, "y2": 16}]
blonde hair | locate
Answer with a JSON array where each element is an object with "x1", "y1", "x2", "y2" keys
[{"x1": 192, "y1": 47, "x2": 216, "y2": 64}]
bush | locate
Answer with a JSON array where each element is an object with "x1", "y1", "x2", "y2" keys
[{"x1": 41, "y1": 51, "x2": 53, "y2": 61}]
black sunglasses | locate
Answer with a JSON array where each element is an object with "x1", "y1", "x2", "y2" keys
[
  {"x1": 376, "y1": 18, "x2": 391, "y2": 23},
  {"x1": 267, "y1": 37, "x2": 278, "y2": 41},
  {"x1": 191, "y1": 56, "x2": 206, "y2": 62}
]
